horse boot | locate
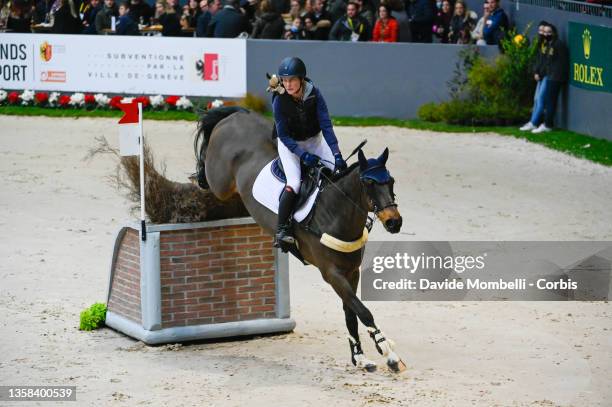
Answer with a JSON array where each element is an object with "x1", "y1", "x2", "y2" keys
[{"x1": 274, "y1": 186, "x2": 297, "y2": 252}]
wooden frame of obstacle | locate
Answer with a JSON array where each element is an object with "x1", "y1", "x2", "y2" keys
[{"x1": 105, "y1": 217, "x2": 295, "y2": 344}]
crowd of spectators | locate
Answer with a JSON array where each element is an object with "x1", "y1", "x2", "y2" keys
[{"x1": 0, "y1": 0, "x2": 513, "y2": 44}]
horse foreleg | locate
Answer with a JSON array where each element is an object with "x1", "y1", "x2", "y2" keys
[
  {"x1": 323, "y1": 267, "x2": 406, "y2": 373},
  {"x1": 343, "y1": 269, "x2": 376, "y2": 372}
]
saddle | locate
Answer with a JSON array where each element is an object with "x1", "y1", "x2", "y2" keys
[{"x1": 271, "y1": 157, "x2": 333, "y2": 216}]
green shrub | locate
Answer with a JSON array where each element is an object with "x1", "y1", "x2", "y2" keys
[
  {"x1": 239, "y1": 93, "x2": 268, "y2": 113},
  {"x1": 419, "y1": 25, "x2": 537, "y2": 126},
  {"x1": 79, "y1": 302, "x2": 107, "y2": 331},
  {"x1": 417, "y1": 102, "x2": 443, "y2": 122}
]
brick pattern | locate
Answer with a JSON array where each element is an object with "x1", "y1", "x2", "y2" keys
[
  {"x1": 108, "y1": 228, "x2": 142, "y2": 323},
  {"x1": 159, "y1": 224, "x2": 277, "y2": 328}
]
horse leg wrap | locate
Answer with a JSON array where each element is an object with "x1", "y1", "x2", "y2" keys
[
  {"x1": 347, "y1": 336, "x2": 376, "y2": 372},
  {"x1": 366, "y1": 327, "x2": 406, "y2": 373},
  {"x1": 367, "y1": 327, "x2": 387, "y2": 356}
]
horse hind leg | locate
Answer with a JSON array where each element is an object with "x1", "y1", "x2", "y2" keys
[{"x1": 366, "y1": 327, "x2": 407, "y2": 373}]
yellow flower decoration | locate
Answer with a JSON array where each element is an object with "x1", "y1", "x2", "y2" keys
[{"x1": 513, "y1": 34, "x2": 525, "y2": 46}]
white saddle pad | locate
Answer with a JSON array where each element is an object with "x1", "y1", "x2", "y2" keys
[{"x1": 252, "y1": 160, "x2": 320, "y2": 223}]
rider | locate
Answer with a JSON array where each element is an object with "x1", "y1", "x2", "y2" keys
[{"x1": 272, "y1": 56, "x2": 347, "y2": 249}]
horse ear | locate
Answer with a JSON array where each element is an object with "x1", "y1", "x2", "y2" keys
[
  {"x1": 358, "y1": 149, "x2": 368, "y2": 171},
  {"x1": 379, "y1": 148, "x2": 389, "y2": 165}
]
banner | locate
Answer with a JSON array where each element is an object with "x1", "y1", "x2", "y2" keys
[
  {"x1": 0, "y1": 34, "x2": 246, "y2": 97},
  {"x1": 568, "y1": 22, "x2": 612, "y2": 94}
]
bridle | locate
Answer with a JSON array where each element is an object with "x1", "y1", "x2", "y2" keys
[{"x1": 359, "y1": 164, "x2": 398, "y2": 215}]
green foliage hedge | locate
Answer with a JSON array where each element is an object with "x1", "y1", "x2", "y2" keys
[{"x1": 79, "y1": 302, "x2": 107, "y2": 331}]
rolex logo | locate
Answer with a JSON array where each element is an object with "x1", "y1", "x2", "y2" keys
[{"x1": 582, "y1": 28, "x2": 591, "y2": 60}]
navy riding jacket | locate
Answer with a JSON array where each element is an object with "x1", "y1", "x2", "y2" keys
[{"x1": 272, "y1": 81, "x2": 340, "y2": 159}]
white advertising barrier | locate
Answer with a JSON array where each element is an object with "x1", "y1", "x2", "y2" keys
[{"x1": 0, "y1": 33, "x2": 246, "y2": 97}]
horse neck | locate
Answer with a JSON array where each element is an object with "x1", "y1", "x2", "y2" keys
[{"x1": 314, "y1": 168, "x2": 368, "y2": 241}]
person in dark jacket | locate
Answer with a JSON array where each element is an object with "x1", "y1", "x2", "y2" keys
[
  {"x1": 95, "y1": 0, "x2": 118, "y2": 33},
  {"x1": 448, "y1": 0, "x2": 475, "y2": 44},
  {"x1": 521, "y1": 23, "x2": 568, "y2": 133},
  {"x1": 206, "y1": 0, "x2": 249, "y2": 38},
  {"x1": 251, "y1": 0, "x2": 284, "y2": 38},
  {"x1": 329, "y1": 1, "x2": 370, "y2": 41},
  {"x1": 520, "y1": 21, "x2": 549, "y2": 132},
  {"x1": 433, "y1": 0, "x2": 452, "y2": 43},
  {"x1": 482, "y1": 0, "x2": 508, "y2": 45},
  {"x1": 52, "y1": 0, "x2": 82, "y2": 33},
  {"x1": 309, "y1": 0, "x2": 332, "y2": 39},
  {"x1": 155, "y1": 1, "x2": 181, "y2": 36},
  {"x1": 116, "y1": 1, "x2": 139, "y2": 34},
  {"x1": 6, "y1": 3, "x2": 32, "y2": 32},
  {"x1": 271, "y1": 57, "x2": 347, "y2": 251},
  {"x1": 81, "y1": 0, "x2": 102, "y2": 33},
  {"x1": 405, "y1": 0, "x2": 436, "y2": 43},
  {"x1": 128, "y1": 0, "x2": 152, "y2": 24}
]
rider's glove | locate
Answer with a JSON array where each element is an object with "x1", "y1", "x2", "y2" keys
[
  {"x1": 334, "y1": 153, "x2": 347, "y2": 172},
  {"x1": 300, "y1": 152, "x2": 320, "y2": 168}
]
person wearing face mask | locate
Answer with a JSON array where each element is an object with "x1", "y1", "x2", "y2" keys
[
  {"x1": 521, "y1": 23, "x2": 568, "y2": 133},
  {"x1": 520, "y1": 21, "x2": 550, "y2": 132}
]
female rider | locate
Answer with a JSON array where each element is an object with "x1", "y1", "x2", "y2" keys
[{"x1": 272, "y1": 56, "x2": 347, "y2": 250}]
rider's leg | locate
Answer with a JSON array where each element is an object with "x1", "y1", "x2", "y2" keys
[{"x1": 275, "y1": 141, "x2": 301, "y2": 249}]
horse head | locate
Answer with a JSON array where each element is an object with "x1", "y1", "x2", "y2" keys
[{"x1": 358, "y1": 148, "x2": 402, "y2": 234}]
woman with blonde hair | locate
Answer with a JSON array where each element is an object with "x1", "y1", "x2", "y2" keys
[{"x1": 448, "y1": 0, "x2": 476, "y2": 44}]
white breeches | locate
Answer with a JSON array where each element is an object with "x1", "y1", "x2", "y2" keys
[{"x1": 277, "y1": 133, "x2": 335, "y2": 193}]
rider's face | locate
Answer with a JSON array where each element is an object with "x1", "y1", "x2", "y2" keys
[{"x1": 282, "y1": 77, "x2": 302, "y2": 96}]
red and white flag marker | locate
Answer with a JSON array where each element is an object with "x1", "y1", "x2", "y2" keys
[{"x1": 118, "y1": 102, "x2": 147, "y2": 241}]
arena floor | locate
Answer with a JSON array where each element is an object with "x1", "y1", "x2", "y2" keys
[{"x1": 1, "y1": 115, "x2": 611, "y2": 406}]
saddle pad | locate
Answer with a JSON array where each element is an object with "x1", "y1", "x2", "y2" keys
[{"x1": 252, "y1": 160, "x2": 319, "y2": 223}]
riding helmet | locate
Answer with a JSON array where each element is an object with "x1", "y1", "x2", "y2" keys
[{"x1": 277, "y1": 57, "x2": 306, "y2": 79}]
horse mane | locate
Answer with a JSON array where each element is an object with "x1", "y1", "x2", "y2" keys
[{"x1": 328, "y1": 161, "x2": 360, "y2": 183}]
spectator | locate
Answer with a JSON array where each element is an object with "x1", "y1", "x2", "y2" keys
[
  {"x1": 207, "y1": 0, "x2": 249, "y2": 37},
  {"x1": 405, "y1": 0, "x2": 436, "y2": 43},
  {"x1": 156, "y1": 0, "x2": 181, "y2": 36},
  {"x1": 116, "y1": 0, "x2": 139, "y2": 33},
  {"x1": 309, "y1": 0, "x2": 332, "y2": 39},
  {"x1": 128, "y1": 0, "x2": 153, "y2": 25},
  {"x1": 521, "y1": 23, "x2": 568, "y2": 133},
  {"x1": 433, "y1": 0, "x2": 451, "y2": 43},
  {"x1": 355, "y1": 0, "x2": 374, "y2": 26},
  {"x1": 302, "y1": 14, "x2": 316, "y2": 39},
  {"x1": 483, "y1": 0, "x2": 507, "y2": 45},
  {"x1": 52, "y1": 0, "x2": 82, "y2": 33},
  {"x1": 6, "y1": 2, "x2": 32, "y2": 32},
  {"x1": 470, "y1": 0, "x2": 487, "y2": 45},
  {"x1": 81, "y1": 0, "x2": 102, "y2": 33},
  {"x1": 33, "y1": 0, "x2": 53, "y2": 24},
  {"x1": 372, "y1": 4, "x2": 397, "y2": 42},
  {"x1": 520, "y1": 21, "x2": 549, "y2": 132},
  {"x1": 329, "y1": 1, "x2": 370, "y2": 41},
  {"x1": 448, "y1": 0, "x2": 475, "y2": 44},
  {"x1": 284, "y1": 15, "x2": 306, "y2": 38},
  {"x1": 289, "y1": 0, "x2": 306, "y2": 19},
  {"x1": 95, "y1": 0, "x2": 118, "y2": 33},
  {"x1": 251, "y1": 0, "x2": 284, "y2": 38},
  {"x1": 326, "y1": 0, "x2": 345, "y2": 22},
  {"x1": 196, "y1": 0, "x2": 210, "y2": 35},
  {"x1": 168, "y1": 0, "x2": 180, "y2": 13}
]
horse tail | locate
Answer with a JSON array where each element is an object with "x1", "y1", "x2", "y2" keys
[{"x1": 194, "y1": 106, "x2": 248, "y2": 189}]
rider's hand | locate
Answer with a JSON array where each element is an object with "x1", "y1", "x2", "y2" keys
[
  {"x1": 334, "y1": 153, "x2": 347, "y2": 172},
  {"x1": 300, "y1": 152, "x2": 320, "y2": 168}
]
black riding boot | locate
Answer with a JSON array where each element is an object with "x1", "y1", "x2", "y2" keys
[{"x1": 274, "y1": 187, "x2": 297, "y2": 250}]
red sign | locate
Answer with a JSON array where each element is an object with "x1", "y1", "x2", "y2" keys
[{"x1": 204, "y1": 53, "x2": 219, "y2": 81}]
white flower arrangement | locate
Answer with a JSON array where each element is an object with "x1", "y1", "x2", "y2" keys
[
  {"x1": 0, "y1": 90, "x2": 7, "y2": 103},
  {"x1": 48, "y1": 92, "x2": 61, "y2": 107},
  {"x1": 150, "y1": 94, "x2": 165, "y2": 109},
  {"x1": 69, "y1": 92, "x2": 85, "y2": 106},
  {"x1": 176, "y1": 96, "x2": 193, "y2": 110},
  {"x1": 210, "y1": 99, "x2": 224, "y2": 108},
  {"x1": 94, "y1": 93, "x2": 110, "y2": 107},
  {"x1": 20, "y1": 89, "x2": 35, "y2": 106}
]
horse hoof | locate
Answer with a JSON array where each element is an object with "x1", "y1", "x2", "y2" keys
[
  {"x1": 364, "y1": 363, "x2": 377, "y2": 373},
  {"x1": 387, "y1": 359, "x2": 407, "y2": 373}
]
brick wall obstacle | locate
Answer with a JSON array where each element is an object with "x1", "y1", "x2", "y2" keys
[{"x1": 105, "y1": 217, "x2": 295, "y2": 344}]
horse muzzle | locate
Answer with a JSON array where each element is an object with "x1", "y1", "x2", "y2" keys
[{"x1": 378, "y1": 207, "x2": 402, "y2": 234}]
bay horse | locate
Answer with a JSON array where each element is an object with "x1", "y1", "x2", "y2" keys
[{"x1": 194, "y1": 106, "x2": 406, "y2": 373}]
